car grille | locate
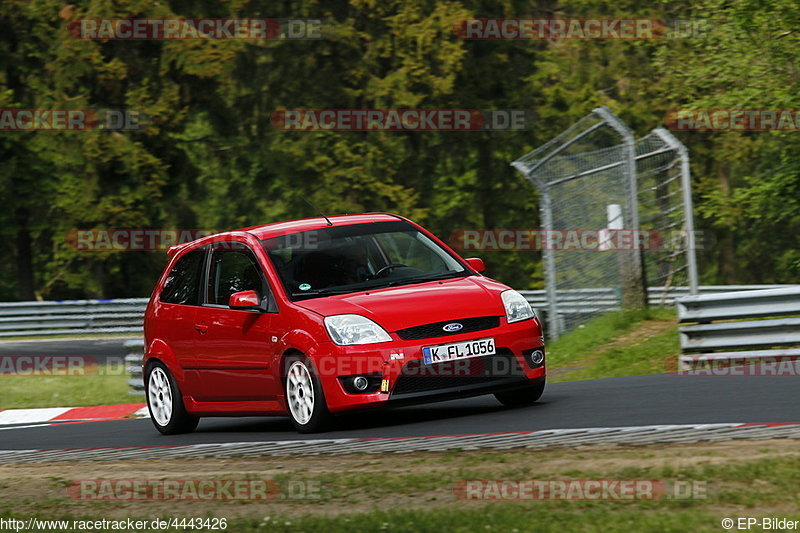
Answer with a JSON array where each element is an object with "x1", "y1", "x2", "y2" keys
[
  {"x1": 391, "y1": 348, "x2": 526, "y2": 396},
  {"x1": 394, "y1": 316, "x2": 500, "y2": 341}
]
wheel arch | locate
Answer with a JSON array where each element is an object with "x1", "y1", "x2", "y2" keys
[{"x1": 143, "y1": 338, "x2": 184, "y2": 381}]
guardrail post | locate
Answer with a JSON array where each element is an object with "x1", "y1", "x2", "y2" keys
[{"x1": 125, "y1": 338, "x2": 145, "y2": 396}]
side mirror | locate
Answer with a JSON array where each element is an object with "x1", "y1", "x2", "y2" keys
[
  {"x1": 465, "y1": 257, "x2": 486, "y2": 273},
  {"x1": 228, "y1": 290, "x2": 263, "y2": 311}
]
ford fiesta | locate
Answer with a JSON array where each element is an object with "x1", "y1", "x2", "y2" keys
[{"x1": 143, "y1": 213, "x2": 546, "y2": 434}]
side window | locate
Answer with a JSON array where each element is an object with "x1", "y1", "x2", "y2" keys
[
  {"x1": 160, "y1": 249, "x2": 205, "y2": 306},
  {"x1": 207, "y1": 244, "x2": 266, "y2": 306}
]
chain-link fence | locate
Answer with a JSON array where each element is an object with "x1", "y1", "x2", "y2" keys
[
  {"x1": 636, "y1": 128, "x2": 699, "y2": 306},
  {"x1": 512, "y1": 107, "x2": 697, "y2": 338}
]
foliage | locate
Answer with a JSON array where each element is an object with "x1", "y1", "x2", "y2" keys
[{"x1": 1, "y1": 0, "x2": 798, "y2": 299}]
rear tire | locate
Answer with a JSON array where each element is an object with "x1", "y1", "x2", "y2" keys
[
  {"x1": 494, "y1": 379, "x2": 546, "y2": 407},
  {"x1": 145, "y1": 361, "x2": 199, "y2": 435},
  {"x1": 284, "y1": 356, "x2": 332, "y2": 433}
]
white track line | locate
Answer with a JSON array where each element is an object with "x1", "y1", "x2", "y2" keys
[{"x1": 0, "y1": 423, "x2": 53, "y2": 431}]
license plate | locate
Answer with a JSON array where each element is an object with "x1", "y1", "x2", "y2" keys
[{"x1": 422, "y1": 338, "x2": 496, "y2": 364}]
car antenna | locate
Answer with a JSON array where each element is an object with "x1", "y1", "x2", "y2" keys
[{"x1": 303, "y1": 198, "x2": 333, "y2": 226}]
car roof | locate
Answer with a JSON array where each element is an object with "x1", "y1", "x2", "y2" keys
[
  {"x1": 240, "y1": 212, "x2": 406, "y2": 240},
  {"x1": 167, "y1": 213, "x2": 408, "y2": 257}
]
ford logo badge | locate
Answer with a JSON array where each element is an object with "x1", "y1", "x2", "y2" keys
[{"x1": 443, "y1": 322, "x2": 463, "y2": 332}]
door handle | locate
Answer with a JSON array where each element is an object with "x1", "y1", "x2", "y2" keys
[{"x1": 194, "y1": 322, "x2": 209, "y2": 334}]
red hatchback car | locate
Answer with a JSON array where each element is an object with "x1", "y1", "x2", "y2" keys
[{"x1": 143, "y1": 213, "x2": 546, "y2": 433}]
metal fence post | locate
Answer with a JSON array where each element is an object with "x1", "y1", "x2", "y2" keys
[
  {"x1": 594, "y1": 107, "x2": 648, "y2": 309},
  {"x1": 540, "y1": 188, "x2": 561, "y2": 338},
  {"x1": 652, "y1": 127, "x2": 699, "y2": 295}
]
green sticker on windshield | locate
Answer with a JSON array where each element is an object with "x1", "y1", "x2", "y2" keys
[{"x1": 299, "y1": 283, "x2": 311, "y2": 291}]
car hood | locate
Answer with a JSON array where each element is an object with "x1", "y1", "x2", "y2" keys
[{"x1": 294, "y1": 276, "x2": 509, "y2": 332}]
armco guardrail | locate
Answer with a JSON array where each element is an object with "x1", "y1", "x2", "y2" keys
[
  {"x1": 0, "y1": 298, "x2": 147, "y2": 338},
  {"x1": 0, "y1": 286, "x2": 789, "y2": 339},
  {"x1": 676, "y1": 286, "x2": 800, "y2": 367},
  {"x1": 520, "y1": 285, "x2": 790, "y2": 323},
  {"x1": 520, "y1": 285, "x2": 790, "y2": 307}
]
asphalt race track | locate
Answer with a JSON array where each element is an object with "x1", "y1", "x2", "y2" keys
[
  {"x1": 1, "y1": 372, "x2": 797, "y2": 450},
  {"x1": 0, "y1": 337, "x2": 130, "y2": 367}
]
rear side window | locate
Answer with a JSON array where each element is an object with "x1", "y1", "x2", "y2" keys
[{"x1": 160, "y1": 249, "x2": 205, "y2": 305}]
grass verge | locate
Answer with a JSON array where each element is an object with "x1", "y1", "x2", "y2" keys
[
  {"x1": 1, "y1": 439, "x2": 798, "y2": 532},
  {"x1": 546, "y1": 307, "x2": 679, "y2": 382},
  {"x1": 0, "y1": 372, "x2": 137, "y2": 409}
]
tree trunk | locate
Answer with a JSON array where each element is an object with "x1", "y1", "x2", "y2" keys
[{"x1": 14, "y1": 207, "x2": 35, "y2": 300}]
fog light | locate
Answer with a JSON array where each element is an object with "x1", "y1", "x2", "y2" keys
[
  {"x1": 353, "y1": 376, "x2": 369, "y2": 391},
  {"x1": 530, "y1": 350, "x2": 544, "y2": 365}
]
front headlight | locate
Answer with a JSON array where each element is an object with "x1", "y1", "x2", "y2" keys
[
  {"x1": 502, "y1": 290, "x2": 536, "y2": 323},
  {"x1": 324, "y1": 314, "x2": 392, "y2": 345}
]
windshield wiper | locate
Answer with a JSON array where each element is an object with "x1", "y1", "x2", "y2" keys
[
  {"x1": 291, "y1": 272, "x2": 468, "y2": 297},
  {"x1": 385, "y1": 272, "x2": 467, "y2": 287},
  {"x1": 291, "y1": 287, "x2": 357, "y2": 298}
]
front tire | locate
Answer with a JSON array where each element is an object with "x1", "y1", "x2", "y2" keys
[
  {"x1": 145, "y1": 361, "x2": 199, "y2": 435},
  {"x1": 494, "y1": 379, "x2": 546, "y2": 407},
  {"x1": 284, "y1": 357, "x2": 332, "y2": 433}
]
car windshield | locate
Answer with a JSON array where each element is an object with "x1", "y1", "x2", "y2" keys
[{"x1": 261, "y1": 220, "x2": 469, "y2": 300}]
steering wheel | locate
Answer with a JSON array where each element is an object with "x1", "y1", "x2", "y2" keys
[{"x1": 366, "y1": 263, "x2": 408, "y2": 280}]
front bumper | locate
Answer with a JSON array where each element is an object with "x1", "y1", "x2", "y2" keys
[{"x1": 307, "y1": 318, "x2": 546, "y2": 413}]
